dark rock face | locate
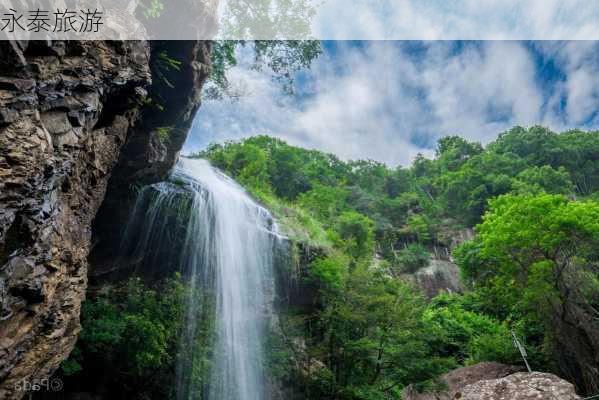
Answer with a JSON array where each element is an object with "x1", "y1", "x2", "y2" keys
[
  {"x1": 0, "y1": 40, "x2": 210, "y2": 399},
  {"x1": 88, "y1": 41, "x2": 211, "y2": 282},
  {"x1": 548, "y1": 268, "x2": 599, "y2": 395},
  {"x1": 403, "y1": 227, "x2": 472, "y2": 299},
  {"x1": 274, "y1": 241, "x2": 326, "y2": 313},
  {"x1": 0, "y1": 41, "x2": 150, "y2": 399}
]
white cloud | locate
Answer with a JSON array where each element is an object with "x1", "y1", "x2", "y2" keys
[
  {"x1": 312, "y1": 0, "x2": 599, "y2": 39},
  {"x1": 184, "y1": 41, "x2": 599, "y2": 166},
  {"x1": 417, "y1": 42, "x2": 544, "y2": 142},
  {"x1": 559, "y1": 42, "x2": 599, "y2": 125},
  {"x1": 534, "y1": 41, "x2": 599, "y2": 127}
]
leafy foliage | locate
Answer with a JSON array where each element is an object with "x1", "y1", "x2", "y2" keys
[
  {"x1": 333, "y1": 211, "x2": 375, "y2": 261},
  {"x1": 202, "y1": 127, "x2": 597, "y2": 257},
  {"x1": 219, "y1": 0, "x2": 317, "y2": 40},
  {"x1": 455, "y1": 194, "x2": 599, "y2": 379},
  {"x1": 61, "y1": 276, "x2": 213, "y2": 399},
  {"x1": 395, "y1": 243, "x2": 430, "y2": 273},
  {"x1": 199, "y1": 126, "x2": 599, "y2": 396},
  {"x1": 74, "y1": 125, "x2": 598, "y2": 398},
  {"x1": 423, "y1": 294, "x2": 519, "y2": 365},
  {"x1": 308, "y1": 269, "x2": 455, "y2": 399},
  {"x1": 207, "y1": 40, "x2": 322, "y2": 99}
]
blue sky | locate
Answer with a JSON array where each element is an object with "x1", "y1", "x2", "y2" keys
[{"x1": 184, "y1": 40, "x2": 599, "y2": 166}]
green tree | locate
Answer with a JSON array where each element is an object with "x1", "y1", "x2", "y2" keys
[
  {"x1": 435, "y1": 136, "x2": 483, "y2": 172},
  {"x1": 490, "y1": 126, "x2": 599, "y2": 195},
  {"x1": 334, "y1": 211, "x2": 375, "y2": 261},
  {"x1": 511, "y1": 165, "x2": 575, "y2": 195},
  {"x1": 395, "y1": 243, "x2": 430, "y2": 274},
  {"x1": 489, "y1": 126, "x2": 561, "y2": 165},
  {"x1": 402, "y1": 214, "x2": 433, "y2": 243},
  {"x1": 208, "y1": 40, "x2": 322, "y2": 98},
  {"x1": 310, "y1": 252, "x2": 349, "y2": 290},
  {"x1": 348, "y1": 160, "x2": 390, "y2": 195},
  {"x1": 437, "y1": 152, "x2": 524, "y2": 225},
  {"x1": 219, "y1": 0, "x2": 317, "y2": 40},
  {"x1": 62, "y1": 276, "x2": 213, "y2": 399},
  {"x1": 269, "y1": 143, "x2": 313, "y2": 199},
  {"x1": 423, "y1": 294, "x2": 519, "y2": 365},
  {"x1": 456, "y1": 194, "x2": 599, "y2": 315},
  {"x1": 455, "y1": 194, "x2": 599, "y2": 390},
  {"x1": 298, "y1": 184, "x2": 349, "y2": 222},
  {"x1": 232, "y1": 143, "x2": 270, "y2": 190},
  {"x1": 473, "y1": 194, "x2": 599, "y2": 286},
  {"x1": 312, "y1": 269, "x2": 453, "y2": 399}
]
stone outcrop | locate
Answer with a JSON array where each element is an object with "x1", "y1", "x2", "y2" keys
[
  {"x1": 399, "y1": 225, "x2": 473, "y2": 298},
  {"x1": 403, "y1": 362, "x2": 522, "y2": 400},
  {"x1": 547, "y1": 266, "x2": 599, "y2": 394},
  {"x1": 403, "y1": 362, "x2": 581, "y2": 400},
  {"x1": 460, "y1": 371, "x2": 581, "y2": 399},
  {"x1": 412, "y1": 258, "x2": 464, "y2": 298},
  {"x1": 88, "y1": 40, "x2": 211, "y2": 282},
  {"x1": 0, "y1": 39, "x2": 210, "y2": 399},
  {"x1": 0, "y1": 40, "x2": 150, "y2": 399}
]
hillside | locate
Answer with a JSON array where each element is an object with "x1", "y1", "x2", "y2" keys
[{"x1": 197, "y1": 126, "x2": 599, "y2": 397}]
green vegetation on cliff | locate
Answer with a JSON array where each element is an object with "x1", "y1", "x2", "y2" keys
[
  {"x1": 68, "y1": 126, "x2": 599, "y2": 399},
  {"x1": 199, "y1": 126, "x2": 599, "y2": 397}
]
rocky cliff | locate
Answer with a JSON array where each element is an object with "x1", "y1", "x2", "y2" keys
[
  {"x1": 404, "y1": 227, "x2": 473, "y2": 298},
  {"x1": 0, "y1": 40, "x2": 210, "y2": 399},
  {"x1": 89, "y1": 41, "x2": 211, "y2": 282}
]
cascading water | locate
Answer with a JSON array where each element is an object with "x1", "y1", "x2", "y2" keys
[{"x1": 119, "y1": 157, "x2": 282, "y2": 400}]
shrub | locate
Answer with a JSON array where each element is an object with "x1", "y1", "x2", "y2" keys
[
  {"x1": 309, "y1": 253, "x2": 348, "y2": 289},
  {"x1": 396, "y1": 243, "x2": 430, "y2": 273},
  {"x1": 60, "y1": 275, "x2": 208, "y2": 399},
  {"x1": 334, "y1": 211, "x2": 375, "y2": 260},
  {"x1": 423, "y1": 294, "x2": 519, "y2": 365}
]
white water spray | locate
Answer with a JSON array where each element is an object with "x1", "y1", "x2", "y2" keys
[
  {"x1": 120, "y1": 157, "x2": 279, "y2": 400},
  {"x1": 176, "y1": 158, "x2": 277, "y2": 400}
]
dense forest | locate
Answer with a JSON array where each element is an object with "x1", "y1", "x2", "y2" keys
[
  {"x1": 200, "y1": 126, "x2": 599, "y2": 398},
  {"x1": 63, "y1": 126, "x2": 599, "y2": 399}
]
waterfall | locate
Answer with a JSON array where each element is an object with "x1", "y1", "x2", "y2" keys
[{"x1": 119, "y1": 157, "x2": 281, "y2": 400}]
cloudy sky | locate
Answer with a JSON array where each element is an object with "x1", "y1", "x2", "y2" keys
[
  {"x1": 311, "y1": 0, "x2": 599, "y2": 40},
  {"x1": 184, "y1": 41, "x2": 599, "y2": 166}
]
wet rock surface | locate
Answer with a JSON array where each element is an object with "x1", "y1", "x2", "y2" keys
[
  {"x1": 88, "y1": 41, "x2": 212, "y2": 282},
  {"x1": 402, "y1": 226, "x2": 472, "y2": 298},
  {"x1": 274, "y1": 241, "x2": 327, "y2": 313}
]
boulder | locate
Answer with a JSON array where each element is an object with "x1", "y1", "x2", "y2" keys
[
  {"x1": 403, "y1": 362, "x2": 522, "y2": 400},
  {"x1": 403, "y1": 363, "x2": 581, "y2": 400},
  {"x1": 460, "y1": 371, "x2": 581, "y2": 399},
  {"x1": 412, "y1": 258, "x2": 464, "y2": 298}
]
